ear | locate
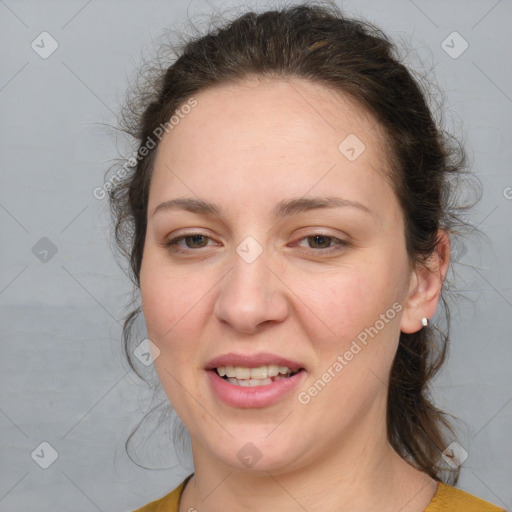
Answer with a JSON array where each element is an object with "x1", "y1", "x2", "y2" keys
[{"x1": 400, "y1": 229, "x2": 451, "y2": 334}]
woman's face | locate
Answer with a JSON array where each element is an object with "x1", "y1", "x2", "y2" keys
[{"x1": 140, "y1": 77, "x2": 419, "y2": 472}]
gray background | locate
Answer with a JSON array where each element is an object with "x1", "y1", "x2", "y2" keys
[{"x1": 1, "y1": 0, "x2": 511, "y2": 510}]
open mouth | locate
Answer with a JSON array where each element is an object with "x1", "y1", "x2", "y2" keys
[{"x1": 214, "y1": 364, "x2": 303, "y2": 387}]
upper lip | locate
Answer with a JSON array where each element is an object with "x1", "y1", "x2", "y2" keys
[{"x1": 205, "y1": 352, "x2": 305, "y2": 371}]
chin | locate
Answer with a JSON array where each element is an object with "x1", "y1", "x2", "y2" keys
[{"x1": 205, "y1": 435, "x2": 307, "y2": 474}]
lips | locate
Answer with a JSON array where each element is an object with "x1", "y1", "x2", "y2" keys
[{"x1": 204, "y1": 352, "x2": 307, "y2": 407}]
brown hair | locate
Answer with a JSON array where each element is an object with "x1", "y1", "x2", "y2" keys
[{"x1": 108, "y1": 1, "x2": 479, "y2": 482}]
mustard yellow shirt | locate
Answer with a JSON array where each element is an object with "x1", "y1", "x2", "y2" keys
[{"x1": 133, "y1": 474, "x2": 506, "y2": 511}]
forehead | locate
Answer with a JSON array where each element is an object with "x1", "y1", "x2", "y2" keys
[
  {"x1": 149, "y1": 77, "x2": 395, "y2": 218},
  {"x1": 156, "y1": 76, "x2": 387, "y2": 164}
]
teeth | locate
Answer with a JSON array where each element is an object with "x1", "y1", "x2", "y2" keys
[
  {"x1": 227, "y1": 377, "x2": 273, "y2": 387},
  {"x1": 216, "y1": 364, "x2": 295, "y2": 380},
  {"x1": 249, "y1": 366, "x2": 267, "y2": 379},
  {"x1": 267, "y1": 364, "x2": 279, "y2": 377},
  {"x1": 235, "y1": 367, "x2": 251, "y2": 379}
]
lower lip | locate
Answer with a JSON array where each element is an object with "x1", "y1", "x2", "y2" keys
[{"x1": 207, "y1": 370, "x2": 306, "y2": 408}]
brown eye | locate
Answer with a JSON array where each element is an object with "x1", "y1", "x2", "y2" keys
[
  {"x1": 293, "y1": 233, "x2": 349, "y2": 254},
  {"x1": 165, "y1": 233, "x2": 213, "y2": 252},
  {"x1": 183, "y1": 235, "x2": 208, "y2": 248},
  {"x1": 307, "y1": 235, "x2": 333, "y2": 249}
]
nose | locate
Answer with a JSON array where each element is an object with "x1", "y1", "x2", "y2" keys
[{"x1": 213, "y1": 247, "x2": 289, "y2": 334}]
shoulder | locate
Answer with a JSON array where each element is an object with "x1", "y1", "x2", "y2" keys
[
  {"x1": 426, "y1": 482, "x2": 506, "y2": 512},
  {"x1": 132, "y1": 474, "x2": 193, "y2": 512}
]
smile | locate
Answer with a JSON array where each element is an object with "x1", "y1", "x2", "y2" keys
[{"x1": 216, "y1": 364, "x2": 299, "y2": 386}]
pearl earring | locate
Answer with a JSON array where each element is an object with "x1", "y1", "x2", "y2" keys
[{"x1": 421, "y1": 317, "x2": 429, "y2": 327}]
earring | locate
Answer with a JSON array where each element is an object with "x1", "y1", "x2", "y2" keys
[{"x1": 421, "y1": 317, "x2": 429, "y2": 327}]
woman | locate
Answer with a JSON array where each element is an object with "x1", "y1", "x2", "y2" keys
[{"x1": 108, "y1": 3, "x2": 505, "y2": 511}]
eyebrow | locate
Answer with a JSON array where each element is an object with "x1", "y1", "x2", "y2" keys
[{"x1": 151, "y1": 196, "x2": 375, "y2": 219}]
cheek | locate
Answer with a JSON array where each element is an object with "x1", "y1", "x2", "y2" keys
[
  {"x1": 294, "y1": 262, "x2": 405, "y2": 402},
  {"x1": 298, "y1": 262, "x2": 401, "y2": 344},
  {"x1": 140, "y1": 256, "x2": 204, "y2": 342},
  {"x1": 140, "y1": 262, "x2": 202, "y2": 414},
  {"x1": 139, "y1": 252, "x2": 220, "y2": 394}
]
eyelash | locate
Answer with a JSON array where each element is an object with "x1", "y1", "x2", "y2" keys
[{"x1": 164, "y1": 233, "x2": 349, "y2": 254}]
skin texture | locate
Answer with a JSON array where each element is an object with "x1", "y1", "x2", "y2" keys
[{"x1": 139, "y1": 77, "x2": 450, "y2": 511}]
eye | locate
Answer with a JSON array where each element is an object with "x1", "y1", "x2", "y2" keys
[
  {"x1": 295, "y1": 234, "x2": 348, "y2": 252},
  {"x1": 165, "y1": 233, "x2": 215, "y2": 252}
]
